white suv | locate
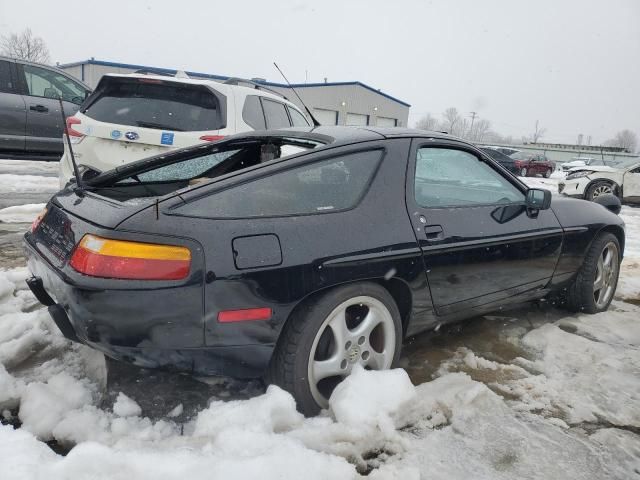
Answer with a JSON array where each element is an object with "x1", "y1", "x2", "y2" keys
[{"x1": 60, "y1": 73, "x2": 311, "y2": 186}]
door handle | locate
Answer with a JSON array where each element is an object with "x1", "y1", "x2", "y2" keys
[
  {"x1": 424, "y1": 224, "x2": 444, "y2": 241},
  {"x1": 30, "y1": 105, "x2": 48, "y2": 113}
]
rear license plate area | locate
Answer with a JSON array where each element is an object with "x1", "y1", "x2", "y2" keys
[{"x1": 35, "y1": 206, "x2": 77, "y2": 264}]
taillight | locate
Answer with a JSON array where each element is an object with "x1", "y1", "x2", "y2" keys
[
  {"x1": 218, "y1": 308, "x2": 272, "y2": 323},
  {"x1": 31, "y1": 207, "x2": 48, "y2": 233},
  {"x1": 69, "y1": 234, "x2": 191, "y2": 280},
  {"x1": 65, "y1": 117, "x2": 83, "y2": 137},
  {"x1": 199, "y1": 135, "x2": 225, "y2": 142}
]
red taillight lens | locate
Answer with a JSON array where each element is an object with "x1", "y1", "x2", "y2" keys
[
  {"x1": 199, "y1": 135, "x2": 225, "y2": 142},
  {"x1": 69, "y1": 235, "x2": 191, "y2": 280},
  {"x1": 218, "y1": 308, "x2": 272, "y2": 323},
  {"x1": 31, "y1": 207, "x2": 48, "y2": 233},
  {"x1": 65, "y1": 117, "x2": 83, "y2": 137}
]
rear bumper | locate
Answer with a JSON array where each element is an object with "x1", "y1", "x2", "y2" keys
[{"x1": 23, "y1": 239, "x2": 273, "y2": 378}]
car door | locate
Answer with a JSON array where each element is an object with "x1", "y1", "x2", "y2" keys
[
  {"x1": 406, "y1": 140, "x2": 563, "y2": 316},
  {"x1": 623, "y1": 166, "x2": 640, "y2": 201},
  {"x1": 16, "y1": 62, "x2": 87, "y2": 154},
  {"x1": 0, "y1": 59, "x2": 26, "y2": 152}
]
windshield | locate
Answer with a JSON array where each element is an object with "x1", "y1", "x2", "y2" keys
[{"x1": 82, "y1": 78, "x2": 223, "y2": 131}]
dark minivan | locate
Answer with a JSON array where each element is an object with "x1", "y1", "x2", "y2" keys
[{"x1": 0, "y1": 56, "x2": 91, "y2": 157}]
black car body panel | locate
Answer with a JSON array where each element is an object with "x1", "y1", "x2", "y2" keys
[{"x1": 24, "y1": 127, "x2": 625, "y2": 377}]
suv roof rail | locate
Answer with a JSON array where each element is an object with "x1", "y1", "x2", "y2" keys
[
  {"x1": 223, "y1": 77, "x2": 288, "y2": 100},
  {"x1": 133, "y1": 68, "x2": 174, "y2": 77}
]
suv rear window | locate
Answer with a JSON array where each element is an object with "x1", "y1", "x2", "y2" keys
[{"x1": 82, "y1": 78, "x2": 224, "y2": 131}]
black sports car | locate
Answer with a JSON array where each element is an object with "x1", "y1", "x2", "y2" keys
[{"x1": 24, "y1": 127, "x2": 625, "y2": 415}]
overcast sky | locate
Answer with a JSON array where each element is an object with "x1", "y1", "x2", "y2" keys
[{"x1": 2, "y1": 0, "x2": 638, "y2": 144}]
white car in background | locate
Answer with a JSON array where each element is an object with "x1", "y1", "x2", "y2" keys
[
  {"x1": 59, "y1": 73, "x2": 311, "y2": 186},
  {"x1": 559, "y1": 157, "x2": 640, "y2": 202}
]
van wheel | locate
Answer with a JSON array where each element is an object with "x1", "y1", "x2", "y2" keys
[
  {"x1": 267, "y1": 283, "x2": 402, "y2": 416},
  {"x1": 520, "y1": 167, "x2": 528, "y2": 177},
  {"x1": 566, "y1": 232, "x2": 620, "y2": 313}
]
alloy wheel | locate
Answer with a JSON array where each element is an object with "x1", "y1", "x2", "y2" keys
[
  {"x1": 593, "y1": 242, "x2": 619, "y2": 309},
  {"x1": 520, "y1": 168, "x2": 527, "y2": 177},
  {"x1": 307, "y1": 295, "x2": 396, "y2": 408},
  {"x1": 591, "y1": 185, "x2": 612, "y2": 199}
]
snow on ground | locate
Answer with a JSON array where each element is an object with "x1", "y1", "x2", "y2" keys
[
  {"x1": 0, "y1": 166, "x2": 639, "y2": 479},
  {"x1": 0, "y1": 204, "x2": 46, "y2": 224},
  {"x1": 0, "y1": 174, "x2": 59, "y2": 194}
]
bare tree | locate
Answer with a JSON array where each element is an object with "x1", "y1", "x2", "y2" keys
[
  {"x1": 472, "y1": 119, "x2": 491, "y2": 142},
  {"x1": 605, "y1": 129, "x2": 638, "y2": 153},
  {"x1": 530, "y1": 120, "x2": 546, "y2": 143},
  {"x1": 0, "y1": 28, "x2": 51, "y2": 64},
  {"x1": 415, "y1": 113, "x2": 439, "y2": 131},
  {"x1": 442, "y1": 107, "x2": 461, "y2": 135}
]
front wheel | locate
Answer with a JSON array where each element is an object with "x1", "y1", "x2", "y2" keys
[
  {"x1": 566, "y1": 232, "x2": 621, "y2": 313},
  {"x1": 586, "y1": 181, "x2": 614, "y2": 201},
  {"x1": 520, "y1": 167, "x2": 528, "y2": 177},
  {"x1": 267, "y1": 283, "x2": 402, "y2": 416}
]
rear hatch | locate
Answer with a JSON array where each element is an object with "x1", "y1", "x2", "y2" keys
[{"x1": 72, "y1": 75, "x2": 227, "y2": 171}]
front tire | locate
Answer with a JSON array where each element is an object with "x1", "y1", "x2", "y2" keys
[
  {"x1": 566, "y1": 232, "x2": 621, "y2": 313},
  {"x1": 267, "y1": 283, "x2": 402, "y2": 416},
  {"x1": 520, "y1": 167, "x2": 528, "y2": 177},
  {"x1": 586, "y1": 181, "x2": 614, "y2": 201}
]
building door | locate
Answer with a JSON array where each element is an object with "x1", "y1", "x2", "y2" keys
[{"x1": 346, "y1": 113, "x2": 368, "y2": 126}]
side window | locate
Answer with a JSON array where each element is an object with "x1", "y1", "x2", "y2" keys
[
  {"x1": 0, "y1": 61, "x2": 17, "y2": 94},
  {"x1": 128, "y1": 150, "x2": 239, "y2": 183},
  {"x1": 287, "y1": 106, "x2": 310, "y2": 126},
  {"x1": 242, "y1": 95, "x2": 266, "y2": 130},
  {"x1": 22, "y1": 65, "x2": 86, "y2": 104},
  {"x1": 414, "y1": 147, "x2": 524, "y2": 208},
  {"x1": 262, "y1": 99, "x2": 291, "y2": 129},
  {"x1": 183, "y1": 150, "x2": 383, "y2": 218}
]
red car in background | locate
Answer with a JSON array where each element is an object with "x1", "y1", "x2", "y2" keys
[{"x1": 510, "y1": 152, "x2": 555, "y2": 177}]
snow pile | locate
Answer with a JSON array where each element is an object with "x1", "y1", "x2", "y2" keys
[
  {"x1": 113, "y1": 393, "x2": 142, "y2": 418},
  {"x1": 0, "y1": 204, "x2": 46, "y2": 224},
  {"x1": 0, "y1": 174, "x2": 58, "y2": 193}
]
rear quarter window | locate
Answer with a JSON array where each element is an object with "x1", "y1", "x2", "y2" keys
[
  {"x1": 178, "y1": 149, "x2": 383, "y2": 218},
  {"x1": 83, "y1": 79, "x2": 224, "y2": 131}
]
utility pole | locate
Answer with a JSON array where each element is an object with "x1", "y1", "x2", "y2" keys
[{"x1": 469, "y1": 111, "x2": 477, "y2": 140}]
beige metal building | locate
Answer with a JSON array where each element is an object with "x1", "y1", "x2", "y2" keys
[{"x1": 58, "y1": 59, "x2": 410, "y2": 128}]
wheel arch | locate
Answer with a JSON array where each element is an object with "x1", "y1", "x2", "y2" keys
[
  {"x1": 597, "y1": 224, "x2": 626, "y2": 259},
  {"x1": 278, "y1": 277, "x2": 414, "y2": 342},
  {"x1": 585, "y1": 178, "x2": 621, "y2": 198}
]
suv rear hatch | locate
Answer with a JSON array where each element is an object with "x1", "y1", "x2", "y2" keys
[{"x1": 71, "y1": 75, "x2": 227, "y2": 171}]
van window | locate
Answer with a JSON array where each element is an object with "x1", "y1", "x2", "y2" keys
[
  {"x1": 83, "y1": 78, "x2": 224, "y2": 131},
  {"x1": 0, "y1": 61, "x2": 17, "y2": 93},
  {"x1": 262, "y1": 99, "x2": 291, "y2": 129},
  {"x1": 22, "y1": 64, "x2": 86, "y2": 103},
  {"x1": 288, "y1": 106, "x2": 310, "y2": 127},
  {"x1": 242, "y1": 95, "x2": 266, "y2": 129}
]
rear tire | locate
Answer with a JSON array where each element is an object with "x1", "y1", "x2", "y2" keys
[
  {"x1": 266, "y1": 282, "x2": 402, "y2": 416},
  {"x1": 586, "y1": 181, "x2": 614, "y2": 201},
  {"x1": 566, "y1": 232, "x2": 620, "y2": 313},
  {"x1": 544, "y1": 169, "x2": 552, "y2": 178},
  {"x1": 520, "y1": 167, "x2": 528, "y2": 177}
]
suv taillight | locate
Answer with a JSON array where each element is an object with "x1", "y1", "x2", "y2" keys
[
  {"x1": 65, "y1": 117, "x2": 85, "y2": 144},
  {"x1": 200, "y1": 135, "x2": 225, "y2": 142}
]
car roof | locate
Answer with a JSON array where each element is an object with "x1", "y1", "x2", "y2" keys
[
  {"x1": 223, "y1": 126, "x2": 459, "y2": 146},
  {"x1": 101, "y1": 73, "x2": 303, "y2": 110}
]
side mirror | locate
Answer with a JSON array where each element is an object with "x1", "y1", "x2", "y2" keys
[{"x1": 526, "y1": 188, "x2": 552, "y2": 210}]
